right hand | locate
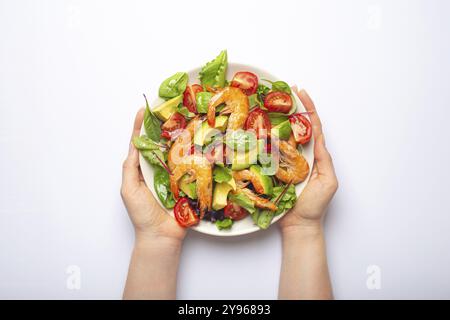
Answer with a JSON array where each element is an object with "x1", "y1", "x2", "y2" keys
[{"x1": 279, "y1": 89, "x2": 338, "y2": 232}]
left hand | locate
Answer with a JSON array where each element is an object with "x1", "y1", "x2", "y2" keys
[{"x1": 121, "y1": 109, "x2": 187, "y2": 243}]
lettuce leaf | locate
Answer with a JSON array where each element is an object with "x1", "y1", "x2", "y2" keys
[
  {"x1": 199, "y1": 50, "x2": 228, "y2": 88},
  {"x1": 215, "y1": 218, "x2": 233, "y2": 230}
]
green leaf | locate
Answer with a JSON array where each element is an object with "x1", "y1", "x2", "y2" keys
[
  {"x1": 213, "y1": 166, "x2": 232, "y2": 183},
  {"x1": 177, "y1": 105, "x2": 196, "y2": 119},
  {"x1": 133, "y1": 135, "x2": 161, "y2": 150},
  {"x1": 268, "y1": 113, "x2": 289, "y2": 126},
  {"x1": 141, "y1": 149, "x2": 166, "y2": 168},
  {"x1": 248, "y1": 94, "x2": 264, "y2": 108},
  {"x1": 195, "y1": 92, "x2": 213, "y2": 114},
  {"x1": 257, "y1": 84, "x2": 270, "y2": 96},
  {"x1": 143, "y1": 95, "x2": 162, "y2": 141},
  {"x1": 153, "y1": 165, "x2": 175, "y2": 209},
  {"x1": 257, "y1": 210, "x2": 274, "y2": 229},
  {"x1": 271, "y1": 184, "x2": 297, "y2": 215},
  {"x1": 215, "y1": 218, "x2": 233, "y2": 230},
  {"x1": 199, "y1": 50, "x2": 228, "y2": 88},
  {"x1": 159, "y1": 72, "x2": 188, "y2": 99}
]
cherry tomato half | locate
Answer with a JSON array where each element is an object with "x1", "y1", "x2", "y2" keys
[
  {"x1": 162, "y1": 112, "x2": 186, "y2": 132},
  {"x1": 230, "y1": 72, "x2": 258, "y2": 96},
  {"x1": 224, "y1": 202, "x2": 248, "y2": 221},
  {"x1": 244, "y1": 108, "x2": 271, "y2": 139},
  {"x1": 174, "y1": 197, "x2": 199, "y2": 227},
  {"x1": 289, "y1": 113, "x2": 312, "y2": 145},
  {"x1": 264, "y1": 92, "x2": 293, "y2": 113},
  {"x1": 183, "y1": 84, "x2": 203, "y2": 113}
]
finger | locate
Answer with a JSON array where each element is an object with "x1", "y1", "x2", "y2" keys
[
  {"x1": 314, "y1": 133, "x2": 337, "y2": 178},
  {"x1": 293, "y1": 88, "x2": 323, "y2": 138},
  {"x1": 122, "y1": 108, "x2": 145, "y2": 189}
]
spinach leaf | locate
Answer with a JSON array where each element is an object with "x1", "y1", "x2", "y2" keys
[
  {"x1": 159, "y1": 72, "x2": 188, "y2": 99},
  {"x1": 143, "y1": 94, "x2": 161, "y2": 141},
  {"x1": 195, "y1": 92, "x2": 213, "y2": 113},
  {"x1": 153, "y1": 165, "x2": 175, "y2": 209},
  {"x1": 215, "y1": 218, "x2": 233, "y2": 230},
  {"x1": 262, "y1": 79, "x2": 292, "y2": 94},
  {"x1": 213, "y1": 166, "x2": 232, "y2": 183},
  {"x1": 199, "y1": 50, "x2": 228, "y2": 88},
  {"x1": 268, "y1": 113, "x2": 289, "y2": 126}
]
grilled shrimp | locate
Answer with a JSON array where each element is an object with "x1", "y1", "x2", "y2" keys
[
  {"x1": 207, "y1": 86, "x2": 249, "y2": 130},
  {"x1": 235, "y1": 188, "x2": 277, "y2": 211},
  {"x1": 232, "y1": 170, "x2": 265, "y2": 194},
  {"x1": 288, "y1": 133, "x2": 297, "y2": 148},
  {"x1": 169, "y1": 155, "x2": 212, "y2": 218},
  {"x1": 275, "y1": 140, "x2": 310, "y2": 184},
  {"x1": 168, "y1": 117, "x2": 201, "y2": 171}
]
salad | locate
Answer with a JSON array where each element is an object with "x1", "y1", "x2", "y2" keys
[{"x1": 133, "y1": 50, "x2": 312, "y2": 231}]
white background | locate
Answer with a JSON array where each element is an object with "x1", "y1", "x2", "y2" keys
[{"x1": 1, "y1": 0, "x2": 450, "y2": 299}]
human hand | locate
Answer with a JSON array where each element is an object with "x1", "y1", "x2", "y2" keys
[
  {"x1": 121, "y1": 109, "x2": 187, "y2": 245},
  {"x1": 279, "y1": 88, "x2": 338, "y2": 233}
]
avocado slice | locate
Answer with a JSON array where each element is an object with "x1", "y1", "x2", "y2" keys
[
  {"x1": 212, "y1": 182, "x2": 233, "y2": 210},
  {"x1": 152, "y1": 95, "x2": 183, "y2": 121},
  {"x1": 231, "y1": 147, "x2": 258, "y2": 170},
  {"x1": 249, "y1": 165, "x2": 273, "y2": 195},
  {"x1": 193, "y1": 116, "x2": 228, "y2": 146},
  {"x1": 271, "y1": 119, "x2": 292, "y2": 140},
  {"x1": 179, "y1": 175, "x2": 197, "y2": 199}
]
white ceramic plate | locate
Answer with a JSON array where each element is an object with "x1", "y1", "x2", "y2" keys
[{"x1": 139, "y1": 63, "x2": 314, "y2": 236}]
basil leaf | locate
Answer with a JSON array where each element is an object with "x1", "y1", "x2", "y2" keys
[
  {"x1": 143, "y1": 95, "x2": 161, "y2": 141},
  {"x1": 199, "y1": 50, "x2": 228, "y2": 88},
  {"x1": 159, "y1": 72, "x2": 188, "y2": 99}
]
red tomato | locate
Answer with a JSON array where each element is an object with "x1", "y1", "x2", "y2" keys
[
  {"x1": 224, "y1": 202, "x2": 248, "y2": 221},
  {"x1": 244, "y1": 108, "x2": 271, "y2": 139},
  {"x1": 174, "y1": 197, "x2": 199, "y2": 227},
  {"x1": 289, "y1": 113, "x2": 312, "y2": 145},
  {"x1": 183, "y1": 84, "x2": 203, "y2": 113},
  {"x1": 162, "y1": 112, "x2": 186, "y2": 132},
  {"x1": 160, "y1": 130, "x2": 171, "y2": 140},
  {"x1": 230, "y1": 72, "x2": 258, "y2": 95},
  {"x1": 264, "y1": 92, "x2": 293, "y2": 113}
]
